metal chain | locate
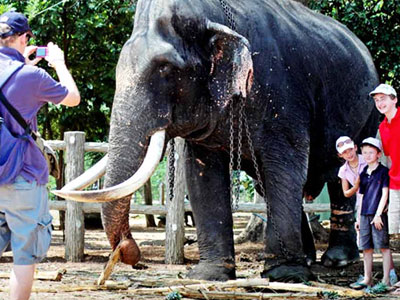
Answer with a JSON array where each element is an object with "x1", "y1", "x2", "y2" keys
[
  {"x1": 243, "y1": 116, "x2": 289, "y2": 258},
  {"x1": 228, "y1": 97, "x2": 242, "y2": 211},
  {"x1": 218, "y1": 0, "x2": 237, "y2": 31},
  {"x1": 229, "y1": 97, "x2": 236, "y2": 208},
  {"x1": 168, "y1": 139, "x2": 175, "y2": 201},
  {"x1": 219, "y1": 0, "x2": 290, "y2": 258}
]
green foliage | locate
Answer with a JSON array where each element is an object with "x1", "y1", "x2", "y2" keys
[
  {"x1": 309, "y1": 0, "x2": 400, "y2": 91},
  {"x1": 165, "y1": 291, "x2": 182, "y2": 300},
  {"x1": 1, "y1": 0, "x2": 136, "y2": 141}
]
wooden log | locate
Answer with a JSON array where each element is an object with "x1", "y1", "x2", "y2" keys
[
  {"x1": 171, "y1": 289, "x2": 319, "y2": 300},
  {"x1": 0, "y1": 269, "x2": 66, "y2": 281},
  {"x1": 49, "y1": 201, "x2": 331, "y2": 214},
  {"x1": 0, "y1": 281, "x2": 129, "y2": 293},
  {"x1": 165, "y1": 137, "x2": 185, "y2": 264},
  {"x1": 126, "y1": 279, "x2": 365, "y2": 298},
  {"x1": 97, "y1": 243, "x2": 121, "y2": 285},
  {"x1": 46, "y1": 140, "x2": 109, "y2": 153},
  {"x1": 64, "y1": 131, "x2": 85, "y2": 262}
]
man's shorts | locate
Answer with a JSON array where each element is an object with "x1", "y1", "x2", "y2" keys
[
  {"x1": 388, "y1": 189, "x2": 400, "y2": 234},
  {"x1": 359, "y1": 214, "x2": 390, "y2": 250},
  {"x1": 0, "y1": 176, "x2": 52, "y2": 265}
]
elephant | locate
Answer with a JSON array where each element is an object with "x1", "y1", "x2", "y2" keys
[{"x1": 55, "y1": 0, "x2": 379, "y2": 281}]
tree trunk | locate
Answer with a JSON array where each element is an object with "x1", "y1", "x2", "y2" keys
[
  {"x1": 235, "y1": 191, "x2": 266, "y2": 244},
  {"x1": 144, "y1": 179, "x2": 157, "y2": 227}
]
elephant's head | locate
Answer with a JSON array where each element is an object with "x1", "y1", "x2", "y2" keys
[{"x1": 54, "y1": 0, "x2": 253, "y2": 266}]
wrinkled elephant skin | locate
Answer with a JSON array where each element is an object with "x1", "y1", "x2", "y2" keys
[{"x1": 102, "y1": 0, "x2": 379, "y2": 281}]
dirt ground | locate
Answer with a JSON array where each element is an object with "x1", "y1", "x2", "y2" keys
[{"x1": 1, "y1": 213, "x2": 400, "y2": 299}]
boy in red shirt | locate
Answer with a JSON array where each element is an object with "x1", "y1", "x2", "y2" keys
[
  {"x1": 370, "y1": 84, "x2": 400, "y2": 292},
  {"x1": 370, "y1": 84, "x2": 399, "y2": 235}
]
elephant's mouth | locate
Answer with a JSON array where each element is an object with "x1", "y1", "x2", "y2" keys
[
  {"x1": 180, "y1": 115, "x2": 218, "y2": 142},
  {"x1": 52, "y1": 130, "x2": 166, "y2": 202}
]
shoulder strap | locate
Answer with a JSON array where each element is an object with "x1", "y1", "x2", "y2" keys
[
  {"x1": 0, "y1": 61, "x2": 34, "y2": 139},
  {"x1": 0, "y1": 61, "x2": 24, "y2": 88}
]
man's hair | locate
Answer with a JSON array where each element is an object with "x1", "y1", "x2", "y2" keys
[{"x1": 0, "y1": 23, "x2": 18, "y2": 47}]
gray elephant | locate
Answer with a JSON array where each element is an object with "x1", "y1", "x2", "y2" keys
[{"x1": 55, "y1": 0, "x2": 379, "y2": 281}]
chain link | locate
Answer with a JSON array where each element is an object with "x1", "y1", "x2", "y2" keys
[
  {"x1": 218, "y1": 0, "x2": 237, "y2": 31},
  {"x1": 219, "y1": 0, "x2": 290, "y2": 258},
  {"x1": 168, "y1": 139, "x2": 175, "y2": 201}
]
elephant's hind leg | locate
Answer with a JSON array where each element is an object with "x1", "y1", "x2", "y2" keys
[{"x1": 321, "y1": 180, "x2": 359, "y2": 267}]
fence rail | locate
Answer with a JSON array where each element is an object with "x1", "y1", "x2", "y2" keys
[{"x1": 49, "y1": 201, "x2": 330, "y2": 214}]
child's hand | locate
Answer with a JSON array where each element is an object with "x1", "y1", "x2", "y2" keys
[
  {"x1": 371, "y1": 215, "x2": 383, "y2": 230},
  {"x1": 355, "y1": 176, "x2": 360, "y2": 187},
  {"x1": 355, "y1": 221, "x2": 360, "y2": 231}
]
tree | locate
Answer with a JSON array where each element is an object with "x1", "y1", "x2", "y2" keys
[
  {"x1": 0, "y1": 0, "x2": 137, "y2": 142},
  {"x1": 309, "y1": 0, "x2": 400, "y2": 91}
]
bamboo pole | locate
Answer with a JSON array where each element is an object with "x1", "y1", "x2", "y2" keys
[
  {"x1": 0, "y1": 281, "x2": 129, "y2": 293},
  {"x1": 0, "y1": 269, "x2": 66, "y2": 281},
  {"x1": 126, "y1": 279, "x2": 365, "y2": 298},
  {"x1": 96, "y1": 243, "x2": 122, "y2": 285}
]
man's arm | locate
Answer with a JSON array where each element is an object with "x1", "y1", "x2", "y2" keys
[
  {"x1": 53, "y1": 62, "x2": 80, "y2": 107},
  {"x1": 45, "y1": 42, "x2": 80, "y2": 107}
]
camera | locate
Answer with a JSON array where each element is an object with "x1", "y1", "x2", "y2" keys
[{"x1": 36, "y1": 47, "x2": 48, "y2": 58}]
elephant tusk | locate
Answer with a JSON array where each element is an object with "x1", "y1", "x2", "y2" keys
[
  {"x1": 52, "y1": 130, "x2": 166, "y2": 202},
  {"x1": 61, "y1": 154, "x2": 108, "y2": 191}
]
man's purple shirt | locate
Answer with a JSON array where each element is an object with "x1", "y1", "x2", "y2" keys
[{"x1": 0, "y1": 47, "x2": 68, "y2": 185}]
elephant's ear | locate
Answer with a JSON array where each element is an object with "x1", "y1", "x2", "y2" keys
[{"x1": 206, "y1": 20, "x2": 253, "y2": 109}]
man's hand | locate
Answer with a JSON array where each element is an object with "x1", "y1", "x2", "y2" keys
[
  {"x1": 24, "y1": 46, "x2": 42, "y2": 66},
  {"x1": 45, "y1": 42, "x2": 65, "y2": 68}
]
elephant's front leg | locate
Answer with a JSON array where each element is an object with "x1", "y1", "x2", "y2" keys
[
  {"x1": 261, "y1": 147, "x2": 314, "y2": 282},
  {"x1": 184, "y1": 143, "x2": 235, "y2": 281},
  {"x1": 321, "y1": 180, "x2": 359, "y2": 267}
]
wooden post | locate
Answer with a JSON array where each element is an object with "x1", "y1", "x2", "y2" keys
[
  {"x1": 159, "y1": 182, "x2": 165, "y2": 205},
  {"x1": 64, "y1": 131, "x2": 85, "y2": 261},
  {"x1": 165, "y1": 138, "x2": 185, "y2": 264},
  {"x1": 144, "y1": 179, "x2": 156, "y2": 227}
]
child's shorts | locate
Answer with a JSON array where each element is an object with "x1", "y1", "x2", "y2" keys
[
  {"x1": 359, "y1": 214, "x2": 390, "y2": 250},
  {"x1": 0, "y1": 176, "x2": 52, "y2": 265}
]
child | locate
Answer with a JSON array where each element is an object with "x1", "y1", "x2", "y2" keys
[
  {"x1": 350, "y1": 137, "x2": 391, "y2": 291},
  {"x1": 336, "y1": 136, "x2": 366, "y2": 216},
  {"x1": 369, "y1": 84, "x2": 399, "y2": 236}
]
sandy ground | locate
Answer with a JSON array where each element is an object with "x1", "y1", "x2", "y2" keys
[{"x1": 0, "y1": 212, "x2": 399, "y2": 299}]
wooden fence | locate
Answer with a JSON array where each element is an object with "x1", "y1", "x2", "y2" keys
[{"x1": 48, "y1": 131, "x2": 331, "y2": 263}]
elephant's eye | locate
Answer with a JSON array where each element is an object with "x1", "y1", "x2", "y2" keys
[{"x1": 158, "y1": 64, "x2": 173, "y2": 78}]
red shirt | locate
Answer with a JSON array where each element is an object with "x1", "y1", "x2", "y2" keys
[{"x1": 379, "y1": 109, "x2": 400, "y2": 189}]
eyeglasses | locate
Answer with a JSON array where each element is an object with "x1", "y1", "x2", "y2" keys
[
  {"x1": 18, "y1": 32, "x2": 31, "y2": 43},
  {"x1": 336, "y1": 139, "x2": 352, "y2": 148}
]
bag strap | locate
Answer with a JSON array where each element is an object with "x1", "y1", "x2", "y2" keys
[{"x1": 0, "y1": 61, "x2": 35, "y2": 140}]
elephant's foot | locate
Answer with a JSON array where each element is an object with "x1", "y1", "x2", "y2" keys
[
  {"x1": 321, "y1": 245, "x2": 359, "y2": 267},
  {"x1": 119, "y1": 238, "x2": 141, "y2": 266},
  {"x1": 261, "y1": 264, "x2": 314, "y2": 282},
  {"x1": 187, "y1": 261, "x2": 236, "y2": 281}
]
